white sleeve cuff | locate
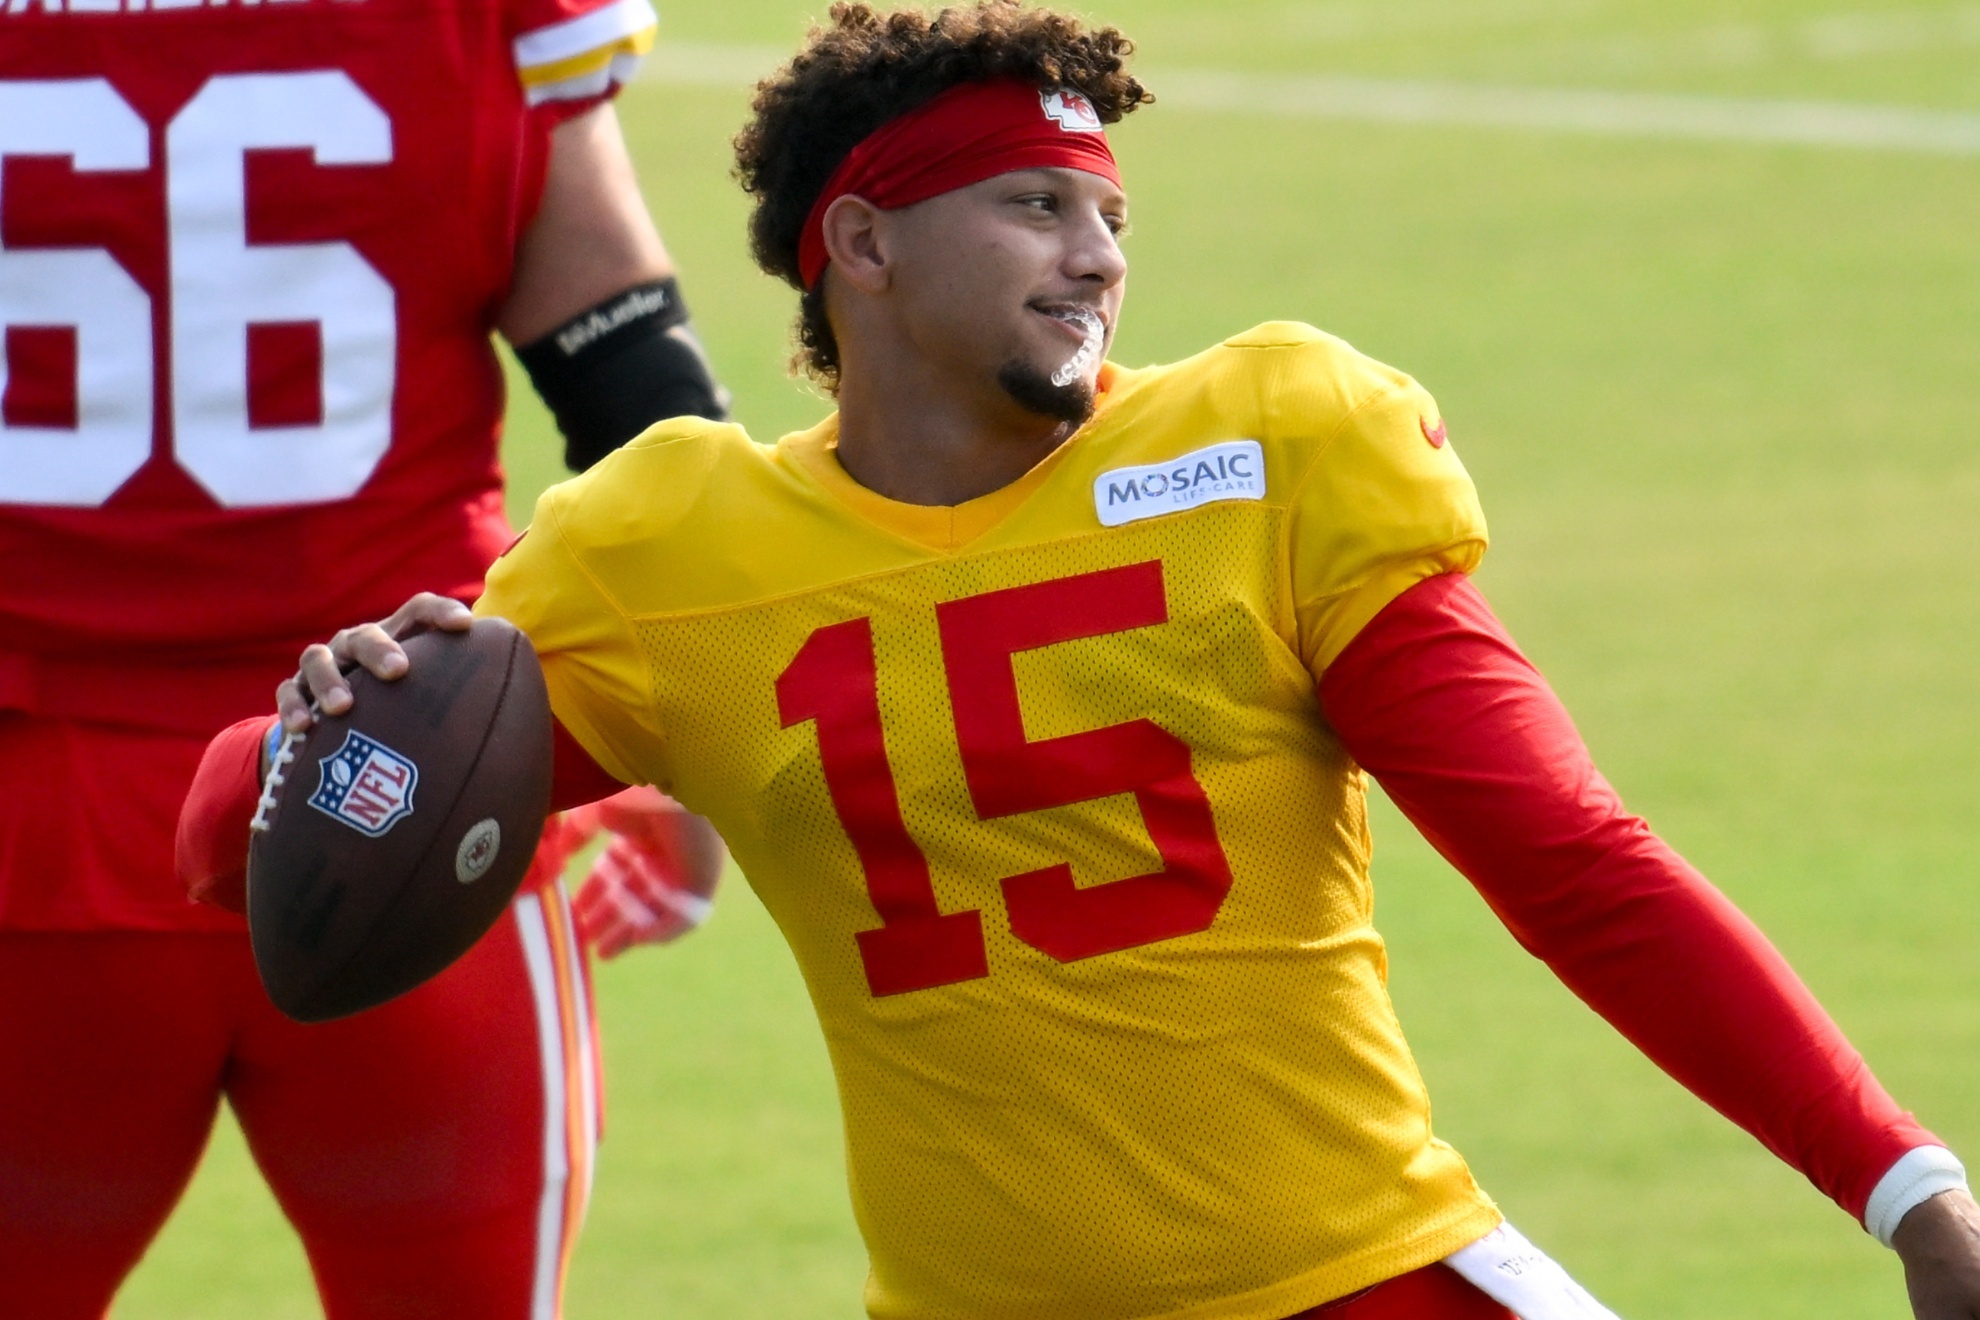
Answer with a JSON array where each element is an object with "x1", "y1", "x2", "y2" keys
[{"x1": 1864, "y1": 1145, "x2": 1969, "y2": 1248}]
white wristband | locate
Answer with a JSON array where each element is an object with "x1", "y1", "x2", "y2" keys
[{"x1": 1864, "y1": 1145, "x2": 1969, "y2": 1248}]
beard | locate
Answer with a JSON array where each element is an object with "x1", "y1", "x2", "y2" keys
[{"x1": 997, "y1": 358, "x2": 1097, "y2": 426}]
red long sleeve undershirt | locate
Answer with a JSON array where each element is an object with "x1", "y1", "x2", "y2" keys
[
  {"x1": 176, "y1": 572, "x2": 1933, "y2": 1221},
  {"x1": 1319, "y1": 572, "x2": 1932, "y2": 1222}
]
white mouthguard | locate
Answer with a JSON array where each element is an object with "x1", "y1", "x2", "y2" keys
[{"x1": 1050, "y1": 307, "x2": 1104, "y2": 389}]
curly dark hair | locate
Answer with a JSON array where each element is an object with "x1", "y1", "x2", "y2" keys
[{"x1": 734, "y1": 1, "x2": 1151, "y2": 388}]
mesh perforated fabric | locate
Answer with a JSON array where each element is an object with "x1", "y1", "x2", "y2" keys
[{"x1": 482, "y1": 323, "x2": 1498, "y2": 1319}]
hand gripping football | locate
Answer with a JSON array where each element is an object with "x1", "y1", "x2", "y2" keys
[{"x1": 246, "y1": 618, "x2": 554, "y2": 1022}]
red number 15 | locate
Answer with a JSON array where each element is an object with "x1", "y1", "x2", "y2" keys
[{"x1": 775, "y1": 561, "x2": 1234, "y2": 998}]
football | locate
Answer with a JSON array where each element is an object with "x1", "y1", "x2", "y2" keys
[{"x1": 246, "y1": 618, "x2": 555, "y2": 1023}]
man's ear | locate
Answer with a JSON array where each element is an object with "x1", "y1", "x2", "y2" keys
[{"x1": 820, "y1": 194, "x2": 890, "y2": 293}]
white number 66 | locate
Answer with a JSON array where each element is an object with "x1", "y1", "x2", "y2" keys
[{"x1": 0, "y1": 71, "x2": 396, "y2": 508}]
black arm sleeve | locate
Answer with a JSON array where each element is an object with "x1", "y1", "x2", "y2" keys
[{"x1": 513, "y1": 277, "x2": 731, "y2": 472}]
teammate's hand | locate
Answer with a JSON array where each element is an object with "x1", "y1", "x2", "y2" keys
[
  {"x1": 1895, "y1": 1188, "x2": 1980, "y2": 1318},
  {"x1": 276, "y1": 593, "x2": 474, "y2": 734},
  {"x1": 517, "y1": 807, "x2": 605, "y2": 889},
  {"x1": 572, "y1": 787, "x2": 724, "y2": 958}
]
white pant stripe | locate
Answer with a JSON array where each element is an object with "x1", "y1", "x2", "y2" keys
[
  {"x1": 553, "y1": 880, "x2": 600, "y2": 1211},
  {"x1": 515, "y1": 890, "x2": 575, "y2": 1320}
]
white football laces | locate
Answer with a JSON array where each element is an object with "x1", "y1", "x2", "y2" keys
[{"x1": 249, "y1": 724, "x2": 308, "y2": 834}]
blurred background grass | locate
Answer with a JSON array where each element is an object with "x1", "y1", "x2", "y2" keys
[{"x1": 117, "y1": 2, "x2": 1979, "y2": 1315}]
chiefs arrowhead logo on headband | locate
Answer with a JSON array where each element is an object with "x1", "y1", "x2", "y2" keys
[
  {"x1": 1040, "y1": 87, "x2": 1104, "y2": 133},
  {"x1": 798, "y1": 79, "x2": 1123, "y2": 289}
]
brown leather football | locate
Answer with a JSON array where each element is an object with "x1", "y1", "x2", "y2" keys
[{"x1": 246, "y1": 618, "x2": 554, "y2": 1023}]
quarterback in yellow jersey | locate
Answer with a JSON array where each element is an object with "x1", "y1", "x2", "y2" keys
[
  {"x1": 502, "y1": 335, "x2": 1500, "y2": 1317},
  {"x1": 231, "y1": 3, "x2": 1980, "y2": 1318}
]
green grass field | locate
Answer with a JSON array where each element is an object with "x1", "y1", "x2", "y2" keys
[{"x1": 115, "y1": 2, "x2": 1980, "y2": 1315}]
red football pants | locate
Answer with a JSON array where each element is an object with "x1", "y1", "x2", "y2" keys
[
  {"x1": 1288, "y1": 1261, "x2": 1516, "y2": 1318},
  {"x1": 0, "y1": 718, "x2": 599, "y2": 1320}
]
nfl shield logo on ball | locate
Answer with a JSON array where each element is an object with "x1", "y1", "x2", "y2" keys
[
  {"x1": 308, "y1": 731, "x2": 418, "y2": 838},
  {"x1": 1040, "y1": 87, "x2": 1103, "y2": 133}
]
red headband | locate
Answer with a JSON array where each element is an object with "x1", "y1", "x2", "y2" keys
[{"x1": 797, "y1": 79, "x2": 1122, "y2": 289}]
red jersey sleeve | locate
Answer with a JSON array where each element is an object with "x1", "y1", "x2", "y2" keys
[
  {"x1": 508, "y1": 0, "x2": 657, "y2": 119},
  {"x1": 176, "y1": 716, "x2": 626, "y2": 912},
  {"x1": 551, "y1": 718, "x2": 633, "y2": 812},
  {"x1": 176, "y1": 716, "x2": 275, "y2": 915},
  {"x1": 1318, "y1": 572, "x2": 1938, "y2": 1225}
]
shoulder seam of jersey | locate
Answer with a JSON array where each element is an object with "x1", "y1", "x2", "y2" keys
[
  {"x1": 1276, "y1": 373, "x2": 1419, "y2": 513},
  {"x1": 538, "y1": 489, "x2": 671, "y2": 782},
  {"x1": 541, "y1": 486, "x2": 635, "y2": 622},
  {"x1": 629, "y1": 418, "x2": 730, "y2": 451},
  {"x1": 1272, "y1": 374, "x2": 1422, "y2": 635}
]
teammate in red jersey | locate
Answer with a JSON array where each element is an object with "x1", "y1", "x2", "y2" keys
[{"x1": 0, "y1": 0, "x2": 722, "y2": 1315}]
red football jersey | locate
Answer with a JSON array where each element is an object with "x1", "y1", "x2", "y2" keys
[{"x1": 0, "y1": 0, "x2": 657, "y2": 737}]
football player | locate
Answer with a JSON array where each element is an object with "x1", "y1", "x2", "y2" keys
[
  {"x1": 183, "y1": 2, "x2": 1980, "y2": 1317},
  {"x1": 0, "y1": 0, "x2": 723, "y2": 1315}
]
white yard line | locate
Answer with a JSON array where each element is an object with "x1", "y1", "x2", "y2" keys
[
  {"x1": 641, "y1": 41, "x2": 1980, "y2": 157},
  {"x1": 1156, "y1": 68, "x2": 1980, "y2": 156},
  {"x1": 1510, "y1": 6, "x2": 1980, "y2": 77},
  {"x1": 1798, "y1": 6, "x2": 1980, "y2": 61}
]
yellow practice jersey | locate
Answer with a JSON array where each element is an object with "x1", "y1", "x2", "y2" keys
[{"x1": 482, "y1": 322, "x2": 1501, "y2": 1319}]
